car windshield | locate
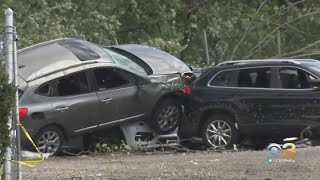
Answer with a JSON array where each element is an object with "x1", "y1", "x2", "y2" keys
[
  {"x1": 303, "y1": 62, "x2": 320, "y2": 77},
  {"x1": 104, "y1": 48, "x2": 147, "y2": 76}
]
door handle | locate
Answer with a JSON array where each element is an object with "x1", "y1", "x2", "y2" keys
[
  {"x1": 55, "y1": 106, "x2": 69, "y2": 111},
  {"x1": 101, "y1": 98, "x2": 112, "y2": 103}
]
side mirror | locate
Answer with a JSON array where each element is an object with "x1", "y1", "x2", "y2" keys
[{"x1": 309, "y1": 79, "x2": 320, "y2": 89}]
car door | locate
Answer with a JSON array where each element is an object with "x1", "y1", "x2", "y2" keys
[
  {"x1": 270, "y1": 66, "x2": 320, "y2": 137},
  {"x1": 50, "y1": 70, "x2": 101, "y2": 135},
  {"x1": 91, "y1": 67, "x2": 145, "y2": 128},
  {"x1": 232, "y1": 67, "x2": 282, "y2": 135}
]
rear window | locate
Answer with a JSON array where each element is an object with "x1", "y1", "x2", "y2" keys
[
  {"x1": 58, "y1": 41, "x2": 101, "y2": 61},
  {"x1": 36, "y1": 83, "x2": 51, "y2": 96}
]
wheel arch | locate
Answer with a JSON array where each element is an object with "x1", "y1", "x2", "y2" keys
[
  {"x1": 150, "y1": 92, "x2": 182, "y2": 116},
  {"x1": 197, "y1": 105, "x2": 240, "y2": 136},
  {"x1": 37, "y1": 123, "x2": 68, "y2": 140},
  {"x1": 147, "y1": 92, "x2": 184, "y2": 134}
]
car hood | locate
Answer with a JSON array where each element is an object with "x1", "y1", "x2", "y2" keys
[{"x1": 111, "y1": 44, "x2": 191, "y2": 75}]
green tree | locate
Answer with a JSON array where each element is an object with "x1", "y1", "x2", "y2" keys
[
  {"x1": 2, "y1": 0, "x2": 320, "y2": 67},
  {"x1": 0, "y1": 66, "x2": 14, "y2": 165}
]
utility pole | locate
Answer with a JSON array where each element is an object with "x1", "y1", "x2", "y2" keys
[
  {"x1": 3, "y1": 8, "x2": 14, "y2": 180},
  {"x1": 203, "y1": 29, "x2": 210, "y2": 65},
  {"x1": 113, "y1": 36, "x2": 119, "y2": 45},
  {"x1": 0, "y1": 41, "x2": 4, "y2": 63},
  {"x1": 99, "y1": 30, "x2": 103, "y2": 46},
  {"x1": 13, "y1": 26, "x2": 22, "y2": 180},
  {"x1": 276, "y1": 30, "x2": 281, "y2": 57}
]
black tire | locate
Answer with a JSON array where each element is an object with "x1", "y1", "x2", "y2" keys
[
  {"x1": 35, "y1": 126, "x2": 64, "y2": 156},
  {"x1": 201, "y1": 113, "x2": 239, "y2": 148},
  {"x1": 150, "y1": 98, "x2": 182, "y2": 135}
]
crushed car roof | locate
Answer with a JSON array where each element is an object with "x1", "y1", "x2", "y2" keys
[
  {"x1": 17, "y1": 38, "x2": 113, "y2": 83},
  {"x1": 111, "y1": 44, "x2": 191, "y2": 75}
]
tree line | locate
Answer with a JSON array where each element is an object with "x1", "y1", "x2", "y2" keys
[{"x1": 1, "y1": 0, "x2": 320, "y2": 67}]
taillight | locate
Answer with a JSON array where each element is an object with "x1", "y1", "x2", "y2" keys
[
  {"x1": 183, "y1": 87, "x2": 192, "y2": 95},
  {"x1": 19, "y1": 108, "x2": 28, "y2": 121}
]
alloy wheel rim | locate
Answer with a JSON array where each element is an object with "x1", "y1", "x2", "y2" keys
[
  {"x1": 158, "y1": 105, "x2": 180, "y2": 131},
  {"x1": 206, "y1": 120, "x2": 232, "y2": 147},
  {"x1": 37, "y1": 131, "x2": 60, "y2": 155}
]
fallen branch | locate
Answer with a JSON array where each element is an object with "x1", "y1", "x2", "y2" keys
[
  {"x1": 244, "y1": 19, "x2": 305, "y2": 58},
  {"x1": 275, "y1": 40, "x2": 320, "y2": 58},
  {"x1": 286, "y1": 24, "x2": 319, "y2": 37},
  {"x1": 61, "y1": 149, "x2": 93, "y2": 156},
  {"x1": 245, "y1": 10, "x2": 320, "y2": 59},
  {"x1": 285, "y1": 52, "x2": 320, "y2": 58},
  {"x1": 230, "y1": 0, "x2": 268, "y2": 60},
  {"x1": 300, "y1": 126, "x2": 313, "y2": 140},
  {"x1": 116, "y1": 17, "x2": 161, "y2": 33},
  {"x1": 230, "y1": 0, "x2": 306, "y2": 59}
]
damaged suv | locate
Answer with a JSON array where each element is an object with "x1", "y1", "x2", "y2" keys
[
  {"x1": 183, "y1": 59, "x2": 320, "y2": 148},
  {"x1": 18, "y1": 39, "x2": 193, "y2": 154}
]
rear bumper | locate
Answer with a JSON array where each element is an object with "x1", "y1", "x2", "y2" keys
[{"x1": 178, "y1": 104, "x2": 199, "y2": 139}]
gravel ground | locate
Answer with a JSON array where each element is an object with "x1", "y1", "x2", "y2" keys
[{"x1": 22, "y1": 146, "x2": 320, "y2": 180}]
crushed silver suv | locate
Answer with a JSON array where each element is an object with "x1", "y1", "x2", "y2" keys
[{"x1": 18, "y1": 39, "x2": 192, "y2": 155}]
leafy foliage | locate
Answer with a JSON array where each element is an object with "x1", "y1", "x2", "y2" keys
[
  {"x1": 1, "y1": 0, "x2": 320, "y2": 66},
  {"x1": 95, "y1": 140, "x2": 131, "y2": 154},
  {"x1": 0, "y1": 66, "x2": 14, "y2": 165}
]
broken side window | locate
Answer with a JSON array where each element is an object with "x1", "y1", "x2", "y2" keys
[{"x1": 104, "y1": 48, "x2": 147, "y2": 76}]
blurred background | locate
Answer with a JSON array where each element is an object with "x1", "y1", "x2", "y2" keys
[{"x1": 1, "y1": 0, "x2": 320, "y2": 67}]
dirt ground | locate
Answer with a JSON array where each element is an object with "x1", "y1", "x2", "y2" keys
[{"x1": 22, "y1": 146, "x2": 320, "y2": 180}]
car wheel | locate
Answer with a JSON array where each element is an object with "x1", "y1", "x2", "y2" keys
[
  {"x1": 150, "y1": 98, "x2": 182, "y2": 135},
  {"x1": 201, "y1": 113, "x2": 238, "y2": 148},
  {"x1": 35, "y1": 126, "x2": 64, "y2": 156}
]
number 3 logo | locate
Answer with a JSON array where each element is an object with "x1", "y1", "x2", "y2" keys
[{"x1": 282, "y1": 143, "x2": 297, "y2": 159}]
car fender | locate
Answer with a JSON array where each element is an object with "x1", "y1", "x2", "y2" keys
[
  {"x1": 193, "y1": 102, "x2": 241, "y2": 134},
  {"x1": 143, "y1": 82, "x2": 183, "y2": 118}
]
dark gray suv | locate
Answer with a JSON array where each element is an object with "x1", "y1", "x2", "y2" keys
[
  {"x1": 18, "y1": 39, "x2": 192, "y2": 154},
  {"x1": 182, "y1": 59, "x2": 320, "y2": 148}
]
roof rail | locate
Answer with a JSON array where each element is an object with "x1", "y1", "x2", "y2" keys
[
  {"x1": 216, "y1": 59, "x2": 315, "y2": 66},
  {"x1": 290, "y1": 59, "x2": 318, "y2": 63},
  {"x1": 18, "y1": 38, "x2": 76, "y2": 53},
  {"x1": 27, "y1": 60, "x2": 109, "y2": 82}
]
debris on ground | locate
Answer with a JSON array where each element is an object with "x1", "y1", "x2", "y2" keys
[{"x1": 22, "y1": 147, "x2": 320, "y2": 179}]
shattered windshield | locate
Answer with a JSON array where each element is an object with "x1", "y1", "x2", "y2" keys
[{"x1": 104, "y1": 48, "x2": 147, "y2": 76}]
